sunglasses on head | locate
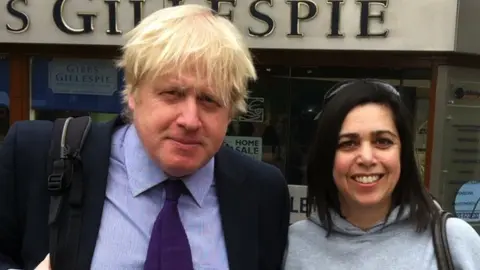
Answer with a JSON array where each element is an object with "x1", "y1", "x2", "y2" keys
[{"x1": 314, "y1": 79, "x2": 401, "y2": 120}]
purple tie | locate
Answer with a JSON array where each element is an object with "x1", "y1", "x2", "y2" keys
[{"x1": 144, "y1": 180, "x2": 194, "y2": 270}]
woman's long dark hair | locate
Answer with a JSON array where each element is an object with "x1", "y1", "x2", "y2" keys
[{"x1": 306, "y1": 79, "x2": 436, "y2": 236}]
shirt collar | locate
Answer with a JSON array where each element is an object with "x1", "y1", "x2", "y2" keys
[{"x1": 123, "y1": 124, "x2": 214, "y2": 207}]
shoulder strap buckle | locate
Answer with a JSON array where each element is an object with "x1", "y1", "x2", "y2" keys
[{"x1": 47, "y1": 159, "x2": 66, "y2": 195}]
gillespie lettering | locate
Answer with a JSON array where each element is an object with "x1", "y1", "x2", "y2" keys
[
  {"x1": 5, "y1": 0, "x2": 389, "y2": 38},
  {"x1": 54, "y1": 64, "x2": 114, "y2": 84}
]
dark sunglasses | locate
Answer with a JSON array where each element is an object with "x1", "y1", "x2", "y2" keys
[{"x1": 314, "y1": 79, "x2": 401, "y2": 120}]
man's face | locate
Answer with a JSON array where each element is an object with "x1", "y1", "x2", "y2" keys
[{"x1": 129, "y1": 73, "x2": 231, "y2": 177}]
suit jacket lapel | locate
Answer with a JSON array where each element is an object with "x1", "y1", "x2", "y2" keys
[
  {"x1": 76, "y1": 116, "x2": 125, "y2": 270},
  {"x1": 215, "y1": 147, "x2": 258, "y2": 270}
]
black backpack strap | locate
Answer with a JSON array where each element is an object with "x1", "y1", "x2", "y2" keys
[
  {"x1": 48, "y1": 116, "x2": 92, "y2": 270},
  {"x1": 431, "y1": 197, "x2": 455, "y2": 270}
]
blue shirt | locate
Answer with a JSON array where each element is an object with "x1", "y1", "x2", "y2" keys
[{"x1": 90, "y1": 124, "x2": 229, "y2": 269}]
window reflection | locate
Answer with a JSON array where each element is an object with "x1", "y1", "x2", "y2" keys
[
  {"x1": 226, "y1": 76, "x2": 290, "y2": 174},
  {"x1": 229, "y1": 67, "x2": 431, "y2": 186},
  {"x1": 287, "y1": 79, "x2": 334, "y2": 185},
  {"x1": 0, "y1": 55, "x2": 10, "y2": 146}
]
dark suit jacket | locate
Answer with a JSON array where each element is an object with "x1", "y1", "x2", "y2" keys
[{"x1": 0, "y1": 117, "x2": 290, "y2": 270}]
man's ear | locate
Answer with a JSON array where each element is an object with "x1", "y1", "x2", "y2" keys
[{"x1": 128, "y1": 93, "x2": 136, "y2": 112}]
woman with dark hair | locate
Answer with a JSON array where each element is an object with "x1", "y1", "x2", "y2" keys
[{"x1": 284, "y1": 79, "x2": 480, "y2": 269}]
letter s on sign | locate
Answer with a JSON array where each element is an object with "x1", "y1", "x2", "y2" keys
[{"x1": 6, "y1": 0, "x2": 30, "y2": 33}]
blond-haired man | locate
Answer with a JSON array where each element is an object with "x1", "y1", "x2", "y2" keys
[{"x1": 0, "y1": 4, "x2": 290, "y2": 270}]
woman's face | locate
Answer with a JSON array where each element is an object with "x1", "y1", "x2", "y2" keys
[{"x1": 333, "y1": 103, "x2": 401, "y2": 210}]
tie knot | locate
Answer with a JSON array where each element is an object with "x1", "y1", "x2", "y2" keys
[{"x1": 164, "y1": 179, "x2": 186, "y2": 201}]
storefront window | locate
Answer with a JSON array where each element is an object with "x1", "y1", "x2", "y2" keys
[
  {"x1": 27, "y1": 58, "x2": 433, "y2": 223},
  {"x1": 432, "y1": 67, "x2": 480, "y2": 231},
  {"x1": 225, "y1": 70, "x2": 291, "y2": 175},
  {"x1": 0, "y1": 55, "x2": 10, "y2": 145},
  {"x1": 443, "y1": 102, "x2": 480, "y2": 223},
  {"x1": 30, "y1": 57, "x2": 120, "y2": 122},
  {"x1": 225, "y1": 66, "x2": 432, "y2": 222},
  {"x1": 28, "y1": 59, "x2": 432, "y2": 187},
  {"x1": 230, "y1": 67, "x2": 431, "y2": 185}
]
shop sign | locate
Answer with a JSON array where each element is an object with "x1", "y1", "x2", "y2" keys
[
  {"x1": 48, "y1": 58, "x2": 118, "y2": 96},
  {"x1": 0, "y1": 0, "x2": 457, "y2": 51},
  {"x1": 223, "y1": 136, "x2": 263, "y2": 161},
  {"x1": 31, "y1": 57, "x2": 123, "y2": 113},
  {"x1": 454, "y1": 181, "x2": 480, "y2": 222},
  {"x1": 4, "y1": 0, "x2": 389, "y2": 39},
  {"x1": 289, "y1": 184, "x2": 308, "y2": 223},
  {"x1": 234, "y1": 97, "x2": 264, "y2": 123}
]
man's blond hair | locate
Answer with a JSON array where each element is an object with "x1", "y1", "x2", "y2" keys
[{"x1": 117, "y1": 4, "x2": 257, "y2": 118}]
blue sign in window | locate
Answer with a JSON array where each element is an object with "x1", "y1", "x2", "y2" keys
[
  {"x1": 31, "y1": 57, "x2": 124, "y2": 113},
  {"x1": 0, "y1": 56, "x2": 10, "y2": 107}
]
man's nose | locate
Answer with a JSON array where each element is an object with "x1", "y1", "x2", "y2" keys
[{"x1": 176, "y1": 98, "x2": 201, "y2": 131}]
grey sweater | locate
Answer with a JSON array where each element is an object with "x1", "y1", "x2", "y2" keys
[{"x1": 284, "y1": 206, "x2": 480, "y2": 270}]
